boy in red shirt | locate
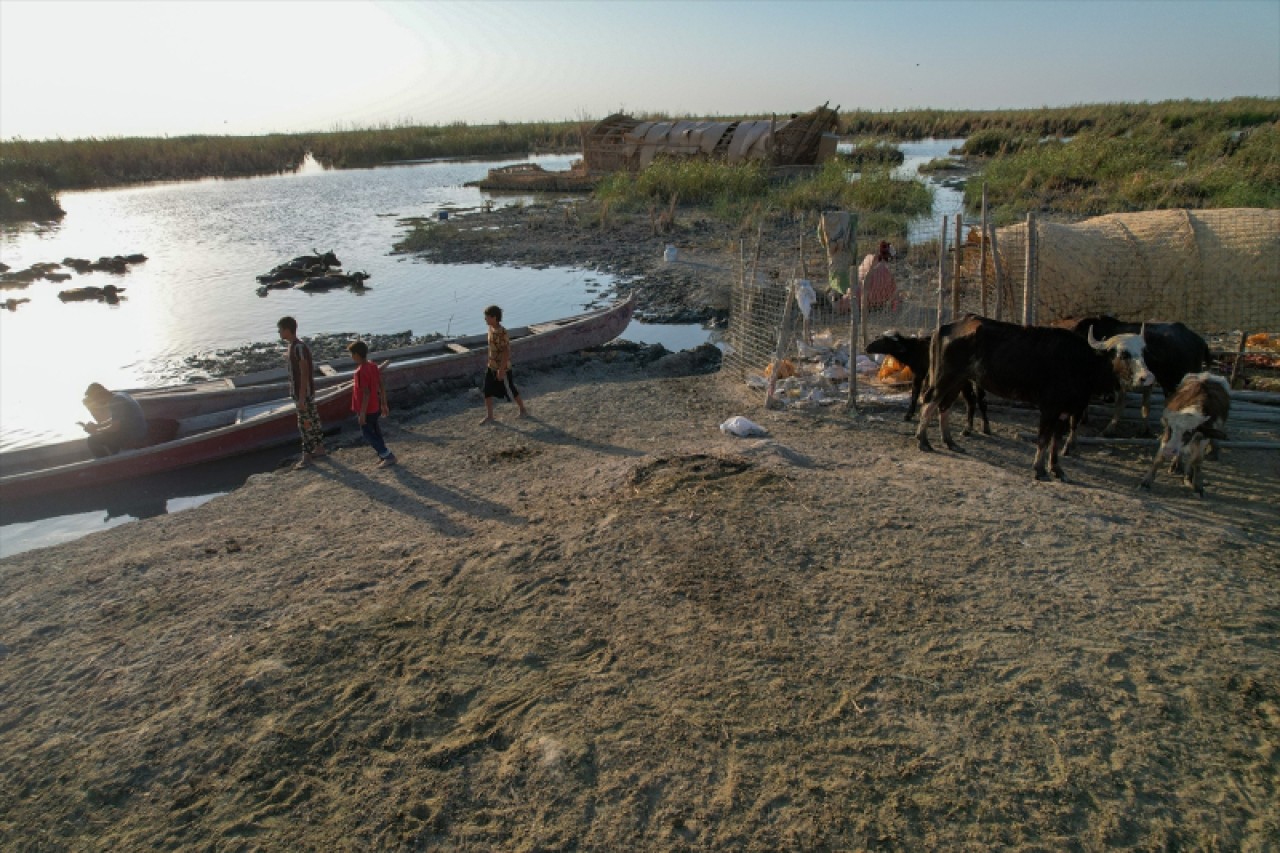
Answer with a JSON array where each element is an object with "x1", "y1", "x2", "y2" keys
[{"x1": 348, "y1": 340, "x2": 396, "y2": 468}]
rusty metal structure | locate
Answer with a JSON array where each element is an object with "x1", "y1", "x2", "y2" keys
[{"x1": 581, "y1": 104, "x2": 840, "y2": 174}]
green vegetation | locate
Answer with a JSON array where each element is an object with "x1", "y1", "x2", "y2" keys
[
  {"x1": 973, "y1": 117, "x2": 1280, "y2": 222},
  {"x1": 3, "y1": 99, "x2": 1276, "y2": 225},
  {"x1": 841, "y1": 97, "x2": 1278, "y2": 141},
  {"x1": 839, "y1": 140, "x2": 905, "y2": 168},
  {"x1": 0, "y1": 181, "x2": 64, "y2": 221}
]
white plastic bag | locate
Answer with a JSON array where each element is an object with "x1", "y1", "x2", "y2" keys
[{"x1": 719, "y1": 416, "x2": 769, "y2": 437}]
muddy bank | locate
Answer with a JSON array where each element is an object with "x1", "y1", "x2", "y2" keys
[{"x1": 2, "y1": 353, "x2": 1277, "y2": 850}]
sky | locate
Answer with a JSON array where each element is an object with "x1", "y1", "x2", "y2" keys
[{"x1": 1, "y1": 0, "x2": 1277, "y2": 141}]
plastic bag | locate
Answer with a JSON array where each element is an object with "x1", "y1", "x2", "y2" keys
[{"x1": 719, "y1": 416, "x2": 769, "y2": 437}]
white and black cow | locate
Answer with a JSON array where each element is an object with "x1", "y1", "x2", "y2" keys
[
  {"x1": 1066, "y1": 316, "x2": 1213, "y2": 436},
  {"x1": 1139, "y1": 372, "x2": 1230, "y2": 497}
]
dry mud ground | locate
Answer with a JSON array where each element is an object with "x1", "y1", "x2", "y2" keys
[{"x1": 2, "y1": 355, "x2": 1278, "y2": 851}]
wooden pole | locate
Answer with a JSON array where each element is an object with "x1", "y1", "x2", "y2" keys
[
  {"x1": 1021, "y1": 211, "x2": 1036, "y2": 326},
  {"x1": 845, "y1": 214, "x2": 861, "y2": 412},
  {"x1": 766, "y1": 282, "x2": 796, "y2": 410},
  {"x1": 1229, "y1": 330, "x2": 1249, "y2": 389},
  {"x1": 989, "y1": 224, "x2": 1004, "y2": 322},
  {"x1": 951, "y1": 214, "x2": 964, "y2": 320},
  {"x1": 928, "y1": 216, "x2": 948, "y2": 395},
  {"x1": 979, "y1": 184, "x2": 989, "y2": 317}
]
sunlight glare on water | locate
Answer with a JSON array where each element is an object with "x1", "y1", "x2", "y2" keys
[{"x1": 0, "y1": 154, "x2": 616, "y2": 450}]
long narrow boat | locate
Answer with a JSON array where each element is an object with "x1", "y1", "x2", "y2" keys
[
  {"x1": 129, "y1": 296, "x2": 635, "y2": 420},
  {"x1": 0, "y1": 297, "x2": 635, "y2": 501},
  {"x1": 0, "y1": 385, "x2": 352, "y2": 501}
]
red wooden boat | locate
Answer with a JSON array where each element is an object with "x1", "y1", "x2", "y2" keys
[{"x1": 129, "y1": 297, "x2": 635, "y2": 420}]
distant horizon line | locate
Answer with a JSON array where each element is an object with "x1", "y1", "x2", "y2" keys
[{"x1": 4, "y1": 95, "x2": 1277, "y2": 144}]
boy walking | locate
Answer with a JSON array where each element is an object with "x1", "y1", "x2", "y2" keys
[
  {"x1": 277, "y1": 315, "x2": 328, "y2": 468},
  {"x1": 348, "y1": 340, "x2": 396, "y2": 468},
  {"x1": 480, "y1": 304, "x2": 529, "y2": 424}
]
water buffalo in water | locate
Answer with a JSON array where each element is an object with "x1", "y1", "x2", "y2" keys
[
  {"x1": 58, "y1": 284, "x2": 126, "y2": 303},
  {"x1": 295, "y1": 271, "x2": 370, "y2": 291},
  {"x1": 916, "y1": 314, "x2": 1114, "y2": 481}
]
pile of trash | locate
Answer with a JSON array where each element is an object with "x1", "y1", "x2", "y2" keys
[{"x1": 744, "y1": 330, "x2": 880, "y2": 408}]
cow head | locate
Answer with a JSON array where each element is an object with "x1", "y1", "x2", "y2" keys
[
  {"x1": 1158, "y1": 409, "x2": 1227, "y2": 472},
  {"x1": 1089, "y1": 324, "x2": 1155, "y2": 390},
  {"x1": 865, "y1": 332, "x2": 909, "y2": 359}
]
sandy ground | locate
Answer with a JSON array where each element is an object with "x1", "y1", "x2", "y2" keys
[
  {"x1": 3, "y1": 204, "x2": 1279, "y2": 850},
  {"x1": 2, "y1": 347, "x2": 1278, "y2": 850}
]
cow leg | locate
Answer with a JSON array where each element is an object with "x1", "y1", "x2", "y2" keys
[
  {"x1": 1064, "y1": 407, "x2": 1085, "y2": 456},
  {"x1": 1031, "y1": 410, "x2": 1056, "y2": 481},
  {"x1": 937, "y1": 388, "x2": 964, "y2": 452},
  {"x1": 915, "y1": 400, "x2": 936, "y2": 452},
  {"x1": 1137, "y1": 387, "x2": 1154, "y2": 437},
  {"x1": 1103, "y1": 393, "x2": 1124, "y2": 436},
  {"x1": 977, "y1": 388, "x2": 991, "y2": 435},
  {"x1": 905, "y1": 376, "x2": 923, "y2": 422},
  {"x1": 961, "y1": 385, "x2": 976, "y2": 436},
  {"x1": 1049, "y1": 413, "x2": 1070, "y2": 481},
  {"x1": 1185, "y1": 436, "x2": 1208, "y2": 497}
]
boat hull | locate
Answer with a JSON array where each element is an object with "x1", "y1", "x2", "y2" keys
[
  {"x1": 129, "y1": 297, "x2": 635, "y2": 420},
  {"x1": 0, "y1": 387, "x2": 350, "y2": 501}
]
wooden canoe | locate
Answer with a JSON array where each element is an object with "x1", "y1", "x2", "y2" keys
[
  {"x1": 128, "y1": 296, "x2": 635, "y2": 420},
  {"x1": 0, "y1": 384, "x2": 351, "y2": 501}
]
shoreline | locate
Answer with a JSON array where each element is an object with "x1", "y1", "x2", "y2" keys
[
  {"x1": 3, "y1": 203, "x2": 1279, "y2": 848},
  {"x1": 2, "y1": 354, "x2": 1277, "y2": 848}
]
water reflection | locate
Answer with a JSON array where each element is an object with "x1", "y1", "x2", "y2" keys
[{"x1": 0, "y1": 154, "x2": 592, "y2": 450}]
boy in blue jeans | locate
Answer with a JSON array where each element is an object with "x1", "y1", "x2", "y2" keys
[{"x1": 348, "y1": 341, "x2": 396, "y2": 468}]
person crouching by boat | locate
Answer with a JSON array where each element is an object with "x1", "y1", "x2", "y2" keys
[
  {"x1": 479, "y1": 304, "x2": 529, "y2": 425},
  {"x1": 277, "y1": 315, "x2": 328, "y2": 469},
  {"x1": 348, "y1": 340, "x2": 396, "y2": 469},
  {"x1": 80, "y1": 382, "x2": 148, "y2": 457}
]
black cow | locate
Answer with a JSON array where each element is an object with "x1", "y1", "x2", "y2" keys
[
  {"x1": 1063, "y1": 315, "x2": 1212, "y2": 435},
  {"x1": 866, "y1": 331, "x2": 989, "y2": 435},
  {"x1": 286, "y1": 250, "x2": 340, "y2": 271},
  {"x1": 295, "y1": 271, "x2": 370, "y2": 291},
  {"x1": 916, "y1": 315, "x2": 1114, "y2": 481}
]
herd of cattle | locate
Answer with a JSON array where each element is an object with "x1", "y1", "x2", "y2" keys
[
  {"x1": 256, "y1": 250, "x2": 371, "y2": 293},
  {"x1": 0, "y1": 255, "x2": 147, "y2": 305},
  {"x1": 867, "y1": 314, "x2": 1230, "y2": 496}
]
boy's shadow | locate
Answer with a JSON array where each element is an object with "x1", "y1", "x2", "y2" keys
[
  {"x1": 494, "y1": 415, "x2": 645, "y2": 458},
  {"x1": 315, "y1": 458, "x2": 525, "y2": 537}
]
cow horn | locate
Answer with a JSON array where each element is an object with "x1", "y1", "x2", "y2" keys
[{"x1": 1087, "y1": 325, "x2": 1107, "y2": 350}]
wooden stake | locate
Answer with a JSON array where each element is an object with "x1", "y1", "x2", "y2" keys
[
  {"x1": 989, "y1": 223, "x2": 1005, "y2": 322},
  {"x1": 845, "y1": 214, "x2": 861, "y2": 412},
  {"x1": 951, "y1": 214, "x2": 963, "y2": 320},
  {"x1": 979, "y1": 184, "x2": 988, "y2": 317},
  {"x1": 1022, "y1": 211, "x2": 1036, "y2": 326},
  {"x1": 1230, "y1": 330, "x2": 1249, "y2": 389}
]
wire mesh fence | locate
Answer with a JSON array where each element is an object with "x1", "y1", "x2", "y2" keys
[{"x1": 722, "y1": 207, "x2": 1280, "y2": 408}]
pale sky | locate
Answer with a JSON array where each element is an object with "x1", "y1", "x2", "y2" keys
[{"x1": 2, "y1": 0, "x2": 1277, "y2": 141}]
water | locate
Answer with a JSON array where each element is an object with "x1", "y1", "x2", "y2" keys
[
  {"x1": 893, "y1": 138, "x2": 967, "y2": 242},
  {"x1": 0, "y1": 152, "x2": 684, "y2": 448},
  {"x1": 0, "y1": 153, "x2": 705, "y2": 556},
  {"x1": 1, "y1": 141, "x2": 958, "y2": 556}
]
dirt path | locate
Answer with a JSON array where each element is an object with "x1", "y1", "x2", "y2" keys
[{"x1": 2, "y1": 352, "x2": 1277, "y2": 850}]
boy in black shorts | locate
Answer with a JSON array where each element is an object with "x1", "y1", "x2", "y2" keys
[{"x1": 479, "y1": 304, "x2": 529, "y2": 424}]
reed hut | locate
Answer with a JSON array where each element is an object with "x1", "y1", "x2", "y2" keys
[
  {"x1": 581, "y1": 104, "x2": 840, "y2": 174},
  {"x1": 967, "y1": 208, "x2": 1279, "y2": 332}
]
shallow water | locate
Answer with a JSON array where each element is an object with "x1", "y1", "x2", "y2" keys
[
  {"x1": 0, "y1": 153, "x2": 627, "y2": 451},
  {"x1": 0, "y1": 141, "x2": 958, "y2": 556}
]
